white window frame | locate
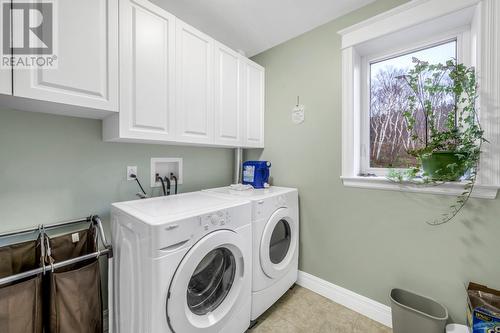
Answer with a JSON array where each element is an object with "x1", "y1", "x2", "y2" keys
[{"x1": 339, "y1": 0, "x2": 500, "y2": 199}]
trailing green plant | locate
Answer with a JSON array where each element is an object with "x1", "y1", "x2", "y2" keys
[{"x1": 388, "y1": 58, "x2": 486, "y2": 225}]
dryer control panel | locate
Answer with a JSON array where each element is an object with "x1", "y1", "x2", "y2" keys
[{"x1": 252, "y1": 191, "x2": 298, "y2": 221}]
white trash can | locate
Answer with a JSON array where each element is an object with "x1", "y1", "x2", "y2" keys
[{"x1": 446, "y1": 324, "x2": 470, "y2": 333}]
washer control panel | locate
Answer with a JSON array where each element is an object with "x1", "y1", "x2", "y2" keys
[{"x1": 200, "y1": 210, "x2": 231, "y2": 230}]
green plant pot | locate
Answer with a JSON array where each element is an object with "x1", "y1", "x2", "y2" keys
[{"x1": 420, "y1": 151, "x2": 468, "y2": 181}]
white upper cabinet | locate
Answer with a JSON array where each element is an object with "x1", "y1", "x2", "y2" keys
[
  {"x1": 0, "y1": 8, "x2": 10, "y2": 95},
  {"x1": 1, "y1": 0, "x2": 264, "y2": 147},
  {"x1": 242, "y1": 59, "x2": 265, "y2": 148},
  {"x1": 12, "y1": 0, "x2": 119, "y2": 113},
  {"x1": 175, "y1": 20, "x2": 214, "y2": 144},
  {"x1": 0, "y1": 69, "x2": 11, "y2": 95},
  {"x1": 111, "y1": 0, "x2": 176, "y2": 142},
  {"x1": 214, "y1": 42, "x2": 243, "y2": 146}
]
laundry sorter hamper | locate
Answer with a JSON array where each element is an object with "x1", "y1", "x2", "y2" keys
[
  {"x1": 0, "y1": 238, "x2": 43, "y2": 333},
  {"x1": 0, "y1": 216, "x2": 112, "y2": 333},
  {"x1": 45, "y1": 224, "x2": 103, "y2": 333}
]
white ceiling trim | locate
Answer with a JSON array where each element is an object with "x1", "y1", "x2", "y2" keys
[{"x1": 338, "y1": 0, "x2": 480, "y2": 49}]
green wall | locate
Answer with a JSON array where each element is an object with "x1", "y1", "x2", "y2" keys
[
  {"x1": 248, "y1": 0, "x2": 500, "y2": 324},
  {"x1": 0, "y1": 108, "x2": 233, "y2": 231}
]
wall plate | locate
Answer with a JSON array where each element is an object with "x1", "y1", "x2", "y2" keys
[
  {"x1": 292, "y1": 105, "x2": 305, "y2": 124},
  {"x1": 151, "y1": 158, "x2": 183, "y2": 188}
]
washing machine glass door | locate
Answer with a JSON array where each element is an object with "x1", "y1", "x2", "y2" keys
[
  {"x1": 167, "y1": 230, "x2": 246, "y2": 333},
  {"x1": 187, "y1": 247, "x2": 235, "y2": 315},
  {"x1": 260, "y1": 208, "x2": 297, "y2": 279}
]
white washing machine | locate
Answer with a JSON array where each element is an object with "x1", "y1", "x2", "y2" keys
[
  {"x1": 203, "y1": 186, "x2": 299, "y2": 321},
  {"x1": 111, "y1": 192, "x2": 252, "y2": 333}
]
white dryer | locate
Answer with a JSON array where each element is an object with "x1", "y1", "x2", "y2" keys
[
  {"x1": 111, "y1": 192, "x2": 252, "y2": 333},
  {"x1": 203, "y1": 186, "x2": 299, "y2": 321}
]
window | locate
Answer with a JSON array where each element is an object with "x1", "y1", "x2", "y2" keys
[
  {"x1": 366, "y1": 40, "x2": 457, "y2": 171},
  {"x1": 338, "y1": 0, "x2": 500, "y2": 198}
]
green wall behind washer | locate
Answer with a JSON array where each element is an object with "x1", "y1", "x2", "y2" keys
[
  {"x1": 0, "y1": 108, "x2": 234, "y2": 230},
  {"x1": 0, "y1": 107, "x2": 234, "y2": 309}
]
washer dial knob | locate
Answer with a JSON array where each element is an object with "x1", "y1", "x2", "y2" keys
[{"x1": 210, "y1": 215, "x2": 220, "y2": 225}]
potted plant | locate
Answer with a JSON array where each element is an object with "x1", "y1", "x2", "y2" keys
[{"x1": 388, "y1": 58, "x2": 487, "y2": 225}]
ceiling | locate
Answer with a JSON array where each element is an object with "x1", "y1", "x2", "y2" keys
[{"x1": 150, "y1": 0, "x2": 376, "y2": 57}]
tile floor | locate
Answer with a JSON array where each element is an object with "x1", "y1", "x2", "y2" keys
[{"x1": 248, "y1": 286, "x2": 392, "y2": 333}]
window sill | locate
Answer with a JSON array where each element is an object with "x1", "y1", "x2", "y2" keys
[{"x1": 340, "y1": 176, "x2": 499, "y2": 199}]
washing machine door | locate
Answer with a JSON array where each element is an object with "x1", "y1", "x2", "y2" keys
[
  {"x1": 260, "y1": 207, "x2": 298, "y2": 279},
  {"x1": 166, "y1": 229, "x2": 246, "y2": 333}
]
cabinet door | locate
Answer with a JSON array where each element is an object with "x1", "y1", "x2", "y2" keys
[
  {"x1": 0, "y1": 69, "x2": 11, "y2": 95},
  {"x1": 176, "y1": 20, "x2": 214, "y2": 144},
  {"x1": 118, "y1": 0, "x2": 176, "y2": 140},
  {"x1": 13, "y1": 0, "x2": 118, "y2": 111},
  {"x1": 0, "y1": 4, "x2": 11, "y2": 95},
  {"x1": 243, "y1": 60, "x2": 265, "y2": 148},
  {"x1": 214, "y1": 42, "x2": 242, "y2": 146}
]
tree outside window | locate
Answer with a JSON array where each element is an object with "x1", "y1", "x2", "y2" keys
[{"x1": 369, "y1": 41, "x2": 457, "y2": 168}]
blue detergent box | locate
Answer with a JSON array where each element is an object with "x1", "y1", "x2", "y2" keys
[{"x1": 467, "y1": 283, "x2": 500, "y2": 333}]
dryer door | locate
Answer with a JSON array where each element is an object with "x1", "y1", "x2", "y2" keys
[
  {"x1": 260, "y1": 208, "x2": 298, "y2": 279},
  {"x1": 166, "y1": 230, "x2": 247, "y2": 333}
]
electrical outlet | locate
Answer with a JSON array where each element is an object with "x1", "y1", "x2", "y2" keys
[{"x1": 127, "y1": 166, "x2": 138, "y2": 181}]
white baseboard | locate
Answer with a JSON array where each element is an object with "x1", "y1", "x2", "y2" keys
[{"x1": 296, "y1": 271, "x2": 393, "y2": 328}]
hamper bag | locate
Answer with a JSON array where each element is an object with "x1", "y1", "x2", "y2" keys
[
  {"x1": 0, "y1": 239, "x2": 43, "y2": 333},
  {"x1": 46, "y1": 226, "x2": 103, "y2": 333}
]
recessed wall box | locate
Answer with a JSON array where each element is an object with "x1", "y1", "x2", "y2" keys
[{"x1": 151, "y1": 158, "x2": 183, "y2": 188}]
